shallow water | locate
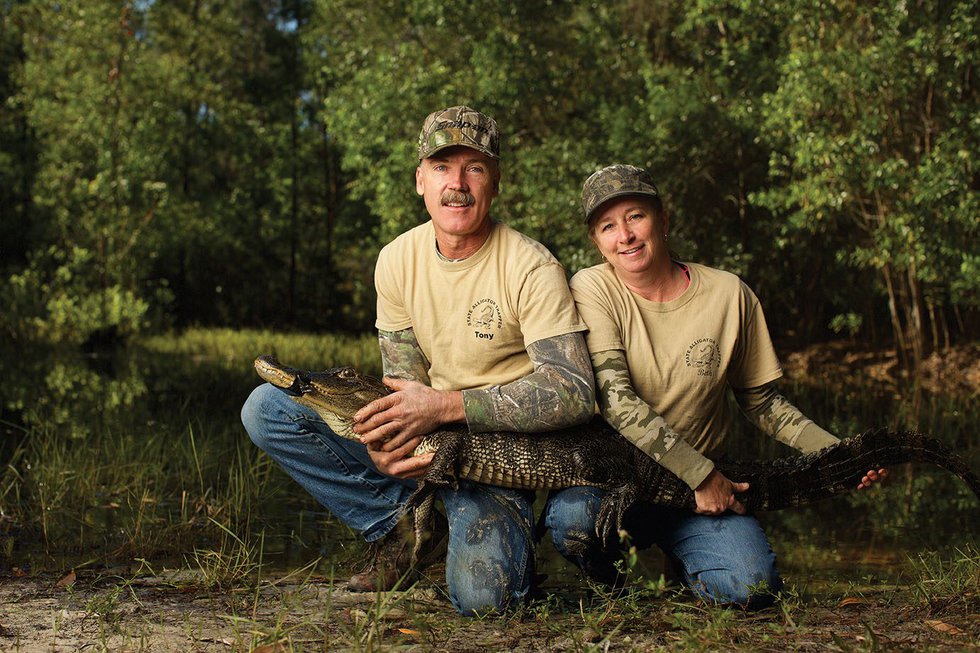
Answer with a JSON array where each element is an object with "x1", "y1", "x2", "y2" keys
[{"x1": 0, "y1": 338, "x2": 976, "y2": 582}]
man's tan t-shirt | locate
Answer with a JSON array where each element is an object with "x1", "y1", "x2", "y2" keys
[
  {"x1": 375, "y1": 221, "x2": 586, "y2": 391},
  {"x1": 569, "y1": 262, "x2": 782, "y2": 458}
]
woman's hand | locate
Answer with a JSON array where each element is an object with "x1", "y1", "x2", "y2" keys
[
  {"x1": 694, "y1": 469, "x2": 749, "y2": 515},
  {"x1": 857, "y1": 467, "x2": 888, "y2": 490}
]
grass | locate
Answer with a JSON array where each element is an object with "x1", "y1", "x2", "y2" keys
[{"x1": 0, "y1": 328, "x2": 976, "y2": 650}]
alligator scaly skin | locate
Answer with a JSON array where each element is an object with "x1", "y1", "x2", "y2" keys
[{"x1": 254, "y1": 356, "x2": 980, "y2": 539}]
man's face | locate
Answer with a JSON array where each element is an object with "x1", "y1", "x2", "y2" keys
[{"x1": 416, "y1": 146, "x2": 499, "y2": 240}]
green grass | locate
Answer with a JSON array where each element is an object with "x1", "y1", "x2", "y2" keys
[{"x1": 0, "y1": 328, "x2": 976, "y2": 651}]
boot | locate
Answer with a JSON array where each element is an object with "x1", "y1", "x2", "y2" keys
[{"x1": 347, "y1": 510, "x2": 448, "y2": 592}]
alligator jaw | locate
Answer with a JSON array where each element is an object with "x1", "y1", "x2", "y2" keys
[{"x1": 253, "y1": 356, "x2": 385, "y2": 440}]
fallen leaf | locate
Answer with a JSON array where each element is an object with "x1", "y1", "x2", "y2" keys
[
  {"x1": 12, "y1": 567, "x2": 28, "y2": 577},
  {"x1": 837, "y1": 596, "x2": 867, "y2": 607},
  {"x1": 398, "y1": 628, "x2": 421, "y2": 636},
  {"x1": 252, "y1": 643, "x2": 288, "y2": 653},
  {"x1": 197, "y1": 636, "x2": 235, "y2": 646},
  {"x1": 925, "y1": 620, "x2": 965, "y2": 636},
  {"x1": 55, "y1": 570, "x2": 76, "y2": 588}
]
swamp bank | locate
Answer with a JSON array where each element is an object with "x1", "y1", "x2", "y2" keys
[{"x1": 0, "y1": 330, "x2": 977, "y2": 651}]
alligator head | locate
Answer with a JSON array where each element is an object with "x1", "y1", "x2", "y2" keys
[{"x1": 253, "y1": 355, "x2": 387, "y2": 439}]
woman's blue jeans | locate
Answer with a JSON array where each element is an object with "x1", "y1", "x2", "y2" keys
[
  {"x1": 242, "y1": 382, "x2": 540, "y2": 616},
  {"x1": 543, "y1": 486, "x2": 783, "y2": 609}
]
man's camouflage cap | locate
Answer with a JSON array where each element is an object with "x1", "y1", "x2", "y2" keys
[
  {"x1": 581, "y1": 164, "x2": 660, "y2": 223},
  {"x1": 417, "y1": 105, "x2": 500, "y2": 161}
]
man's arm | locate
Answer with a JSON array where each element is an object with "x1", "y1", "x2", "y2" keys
[
  {"x1": 356, "y1": 329, "x2": 593, "y2": 453},
  {"x1": 378, "y1": 327, "x2": 431, "y2": 384},
  {"x1": 463, "y1": 331, "x2": 595, "y2": 433},
  {"x1": 355, "y1": 328, "x2": 442, "y2": 479}
]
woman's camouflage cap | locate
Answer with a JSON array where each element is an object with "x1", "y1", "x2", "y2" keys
[
  {"x1": 581, "y1": 164, "x2": 660, "y2": 222},
  {"x1": 417, "y1": 105, "x2": 500, "y2": 160}
]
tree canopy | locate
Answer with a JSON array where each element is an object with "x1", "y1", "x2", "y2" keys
[{"x1": 1, "y1": 0, "x2": 976, "y2": 365}]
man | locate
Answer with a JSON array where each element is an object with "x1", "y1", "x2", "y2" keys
[{"x1": 242, "y1": 105, "x2": 595, "y2": 616}]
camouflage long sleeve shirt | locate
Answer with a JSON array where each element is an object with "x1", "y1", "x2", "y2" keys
[
  {"x1": 593, "y1": 349, "x2": 839, "y2": 490},
  {"x1": 379, "y1": 328, "x2": 595, "y2": 434}
]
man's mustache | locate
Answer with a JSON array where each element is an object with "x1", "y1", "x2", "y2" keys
[{"x1": 441, "y1": 190, "x2": 474, "y2": 206}]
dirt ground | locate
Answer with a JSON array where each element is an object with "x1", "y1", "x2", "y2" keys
[{"x1": 1, "y1": 563, "x2": 978, "y2": 652}]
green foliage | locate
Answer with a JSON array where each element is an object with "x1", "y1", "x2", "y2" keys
[
  {"x1": 3, "y1": 245, "x2": 148, "y2": 343},
  {"x1": 0, "y1": 0, "x2": 975, "y2": 360}
]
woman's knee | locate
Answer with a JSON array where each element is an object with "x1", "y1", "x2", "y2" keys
[{"x1": 687, "y1": 560, "x2": 782, "y2": 609}]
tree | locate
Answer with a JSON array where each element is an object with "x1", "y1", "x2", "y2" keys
[{"x1": 755, "y1": 0, "x2": 978, "y2": 364}]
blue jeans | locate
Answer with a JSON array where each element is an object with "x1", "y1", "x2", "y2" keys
[
  {"x1": 544, "y1": 486, "x2": 782, "y2": 609},
  {"x1": 241, "y1": 383, "x2": 539, "y2": 616}
]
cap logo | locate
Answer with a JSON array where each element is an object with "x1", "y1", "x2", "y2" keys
[{"x1": 435, "y1": 119, "x2": 492, "y2": 135}]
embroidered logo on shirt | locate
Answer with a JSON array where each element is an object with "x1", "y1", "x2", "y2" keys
[
  {"x1": 467, "y1": 298, "x2": 502, "y2": 340},
  {"x1": 685, "y1": 338, "x2": 720, "y2": 377}
]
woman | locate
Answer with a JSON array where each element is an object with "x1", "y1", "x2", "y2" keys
[{"x1": 545, "y1": 164, "x2": 885, "y2": 608}]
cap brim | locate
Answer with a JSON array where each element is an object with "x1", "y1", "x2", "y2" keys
[
  {"x1": 585, "y1": 189, "x2": 660, "y2": 222},
  {"x1": 420, "y1": 142, "x2": 499, "y2": 161}
]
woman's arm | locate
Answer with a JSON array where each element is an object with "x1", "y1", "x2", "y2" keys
[{"x1": 733, "y1": 383, "x2": 839, "y2": 453}]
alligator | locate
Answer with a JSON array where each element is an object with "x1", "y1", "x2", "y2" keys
[{"x1": 253, "y1": 355, "x2": 980, "y2": 542}]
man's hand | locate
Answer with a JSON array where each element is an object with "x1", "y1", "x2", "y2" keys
[
  {"x1": 353, "y1": 377, "x2": 464, "y2": 449},
  {"x1": 694, "y1": 469, "x2": 749, "y2": 516},
  {"x1": 365, "y1": 438, "x2": 434, "y2": 479},
  {"x1": 857, "y1": 467, "x2": 888, "y2": 490}
]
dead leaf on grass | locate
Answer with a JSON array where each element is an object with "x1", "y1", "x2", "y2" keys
[
  {"x1": 925, "y1": 620, "x2": 966, "y2": 636},
  {"x1": 197, "y1": 636, "x2": 235, "y2": 646},
  {"x1": 252, "y1": 643, "x2": 288, "y2": 653},
  {"x1": 12, "y1": 567, "x2": 28, "y2": 577},
  {"x1": 837, "y1": 596, "x2": 867, "y2": 607},
  {"x1": 55, "y1": 570, "x2": 76, "y2": 588},
  {"x1": 397, "y1": 628, "x2": 420, "y2": 636}
]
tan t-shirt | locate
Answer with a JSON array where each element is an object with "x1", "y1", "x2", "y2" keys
[
  {"x1": 570, "y1": 262, "x2": 782, "y2": 458},
  {"x1": 375, "y1": 220, "x2": 586, "y2": 392}
]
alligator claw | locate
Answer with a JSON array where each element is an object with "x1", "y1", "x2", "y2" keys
[
  {"x1": 595, "y1": 483, "x2": 638, "y2": 545},
  {"x1": 404, "y1": 474, "x2": 456, "y2": 513}
]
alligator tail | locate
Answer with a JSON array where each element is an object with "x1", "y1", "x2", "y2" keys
[{"x1": 729, "y1": 428, "x2": 980, "y2": 512}]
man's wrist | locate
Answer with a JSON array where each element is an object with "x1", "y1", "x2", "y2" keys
[{"x1": 439, "y1": 389, "x2": 466, "y2": 426}]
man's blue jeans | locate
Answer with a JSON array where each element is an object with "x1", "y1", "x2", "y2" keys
[
  {"x1": 543, "y1": 486, "x2": 783, "y2": 609},
  {"x1": 242, "y1": 382, "x2": 540, "y2": 616}
]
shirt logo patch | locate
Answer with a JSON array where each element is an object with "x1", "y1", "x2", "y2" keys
[
  {"x1": 467, "y1": 298, "x2": 502, "y2": 340},
  {"x1": 685, "y1": 338, "x2": 720, "y2": 377}
]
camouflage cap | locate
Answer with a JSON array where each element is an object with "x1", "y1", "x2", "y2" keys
[
  {"x1": 581, "y1": 164, "x2": 660, "y2": 223},
  {"x1": 417, "y1": 105, "x2": 500, "y2": 160}
]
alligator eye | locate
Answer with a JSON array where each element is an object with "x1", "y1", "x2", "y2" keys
[{"x1": 338, "y1": 368, "x2": 356, "y2": 378}]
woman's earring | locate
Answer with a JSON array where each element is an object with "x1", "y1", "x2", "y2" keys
[{"x1": 663, "y1": 233, "x2": 668, "y2": 241}]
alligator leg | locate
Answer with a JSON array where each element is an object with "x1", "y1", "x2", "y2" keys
[
  {"x1": 596, "y1": 482, "x2": 639, "y2": 544},
  {"x1": 404, "y1": 430, "x2": 464, "y2": 512}
]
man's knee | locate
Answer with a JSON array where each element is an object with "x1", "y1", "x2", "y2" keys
[
  {"x1": 448, "y1": 557, "x2": 526, "y2": 617},
  {"x1": 240, "y1": 383, "x2": 281, "y2": 450},
  {"x1": 443, "y1": 486, "x2": 534, "y2": 617},
  {"x1": 544, "y1": 486, "x2": 605, "y2": 558}
]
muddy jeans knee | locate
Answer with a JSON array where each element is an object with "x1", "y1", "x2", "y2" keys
[
  {"x1": 440, "y1": 482, "x2": 536, "y2": 616},
  {"x1": 543, "y1": 486, "x2": 624, "y2": 587}
]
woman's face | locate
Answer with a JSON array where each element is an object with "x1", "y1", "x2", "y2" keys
[{"x1": 590, "y1": 196, "x2": 669, "y2": 279}]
